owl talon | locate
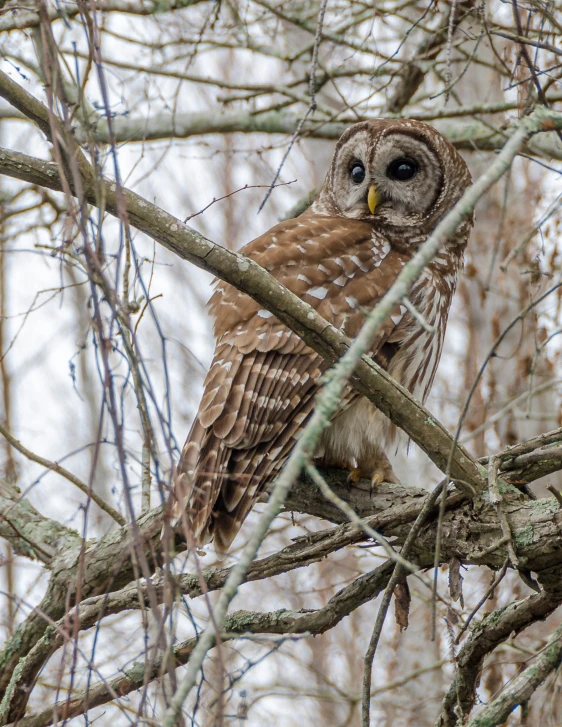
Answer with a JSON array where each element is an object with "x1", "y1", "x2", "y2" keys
[
  {"x1": 347, "y1": 468, "x2": 362, "y2": 486},
  {"x1": 370, "y1": 473, "x2": 384, "y2": 497},
  {"x1": 347, "y1": 468, "x2": 385, "y2": 494}
]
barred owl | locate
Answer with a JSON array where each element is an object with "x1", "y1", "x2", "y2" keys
[{"x1": 169, "y1": 118, "x2": 473, "y2": 552}]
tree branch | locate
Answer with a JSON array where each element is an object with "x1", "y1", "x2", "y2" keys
[
  {"x1": 2, "y1": 470, "x2": 562, "y2": 722},
  {"x1": 466, "y1": 620, "x2": 562, "y2": 727},
  {"x1": 1, "y1": 70, "x2": 560, "y2": 498},
  {"x1": 437, "y1": 589, "x2": 562, "y2": 726},
  {"x1": 61, "y1": 109, "x2": 562, "y2": 160},
  {"x1": 9, "y1": 561, "x2": 395, "y2": 727},
  {"x1": 0, "y1": 422, "x2": 125, "y2": 525},
  {"x1": 0, "y1": 480, "x2": 81, "y2": 565},
  {"x1": 5, "y1": 474, "x2": 562, "y2": 725},
  {"x1": 0, "y1": 0, "x2": 207, "y2": 33},
  {"x1": 5, "y1": 98, "x2": 562, "y2": 159}
]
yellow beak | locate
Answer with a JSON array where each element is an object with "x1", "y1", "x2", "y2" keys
[{"x1": 368, "y1": 184, "x2": 379, "y2": 215}]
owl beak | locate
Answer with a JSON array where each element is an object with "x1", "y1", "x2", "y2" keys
[{"x1": 367, "y1": 184, "x2": 379, "y2": 215}]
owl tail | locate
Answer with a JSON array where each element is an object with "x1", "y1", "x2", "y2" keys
[
  {"x1": 161, "y1": 415, "x2": 223, "y2": 544},
  {"x1": 163, "y1": 422, "x2": 282, "y2": 553},
  {"x1": 162, "y1": 467, "x2": 256, "y2": 555}
]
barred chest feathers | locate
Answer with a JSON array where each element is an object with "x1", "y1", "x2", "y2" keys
[{"x1": 317, "y1": 245, "x2": 464, "y2": 473}]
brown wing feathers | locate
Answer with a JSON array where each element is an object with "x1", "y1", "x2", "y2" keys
[{"x1": 170, "y1": 215, "x2": 408, "y2": 551}]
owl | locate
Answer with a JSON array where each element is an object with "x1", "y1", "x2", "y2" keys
[{"x1": 168, "y1": 118, "x2": 473, "y2": 553}]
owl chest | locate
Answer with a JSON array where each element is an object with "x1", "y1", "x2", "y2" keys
[{"x1": 388, "y1": 265, "x2": 456, "y2": 402}]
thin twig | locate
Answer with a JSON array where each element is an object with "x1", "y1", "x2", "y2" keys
[
  {"x1": 444, "y1": 0, "x2": 459, "y2": 105},
  {"x1": 257, "y1": 0, "x2": 328, "y2": 213},
  {"x1": 361, "y1": 479, "x2": 448, "y2": 726},
  {"x1": 402, "y1": 296, "x2": 436, "y2": 334},
  {"x1": 141, "y1": 442, "x2": 151, "y2": 513},
  {"x1": 308, "y1": 0, "x2": 329, "y2": 110},
  {"x1": 472, "y1": 535, "x2": 511, "y2": 560},
  {"x1": 455, "y1": 558, "x2": 509, "y2": 644},
  {"x1": 305, "y1": 463, "x2": 427, "y2": 578},
  {"x1": 0, "y1": 420, "x2": 125, "y2": 525}
]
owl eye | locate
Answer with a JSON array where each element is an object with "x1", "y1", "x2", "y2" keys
[
  {"x1": 350, "y1": 162, "x2": 366, "y2": 184},
  {"x1": 386, "y1": 158, "x2": 418, "y2": 181}
]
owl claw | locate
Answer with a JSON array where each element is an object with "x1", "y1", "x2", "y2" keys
[
  {"x1": 347, "y1": 468, "x2": 386, "y2": 493},
  {"x1": 370, "y1": 472, "x2": 384, "y2": 497}
]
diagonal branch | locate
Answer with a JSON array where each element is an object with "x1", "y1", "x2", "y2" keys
[
  {"x1": 1, "y1": 71, "x2": 559, "y2": 495},
  {"x1": 2, "y1": 108, "x2": 559, "y2": 496},
  {"x1": 0, "y1": 67, "x2": 562, "y2": 500},
  {"x1": 0, "y1": 421, "x2": 125, "y2": 525},
  {"x1": 163, "y1": 166, "x2": 476, "y2": 718},
  {"x1": 466, "y1": 620, "x2": 562, "y2": 727},
  {"x1": 437, "y1": 588, "x2": 562, "y2": 726},
  {"x1": 0, "y1": 480, "x2": 81, "y2": 564}
]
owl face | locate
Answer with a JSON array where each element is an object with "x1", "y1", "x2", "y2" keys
[{"x1": 316, "y1": 119, "x2": 471, "y2": 235}]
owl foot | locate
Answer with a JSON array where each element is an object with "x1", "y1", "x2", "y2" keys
[
  {"x1": 347, "y1": 467, "x2": 362, "y2": 485},
  {"x1": 347, "y1": 454, "x2": 400, "y2": 495},
  {"x1": 346, "y1": 468, "x2": 386, "y2": 492},
  {"x1": 370, "y1": 472, "x2": 385, "y2": 497}
]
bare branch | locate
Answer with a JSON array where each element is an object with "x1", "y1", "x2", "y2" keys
[
  {"x1": 466, "y1": 621, "x2": 562, "y2": 726},
  {"x1": 10, "y1": 562, "x2": 394, "y2": 727},
  {"x1": 0, "y1": 422, "x2": 125, "y2": 525},
  {"x1": 437, "y1": 589, "x2": 562, "y2": 726},
  {"x1": 0, "y1": 0, "x2": 208, "y2": 32}
]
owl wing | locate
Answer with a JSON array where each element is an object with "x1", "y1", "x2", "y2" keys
[{"x1": 171, "y1": 212, "x2": 412, "y2": 552}]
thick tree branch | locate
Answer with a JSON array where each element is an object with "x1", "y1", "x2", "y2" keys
[
  {"x1": 43, "y1": 108, "x2": 562, "y2": 160},
  {"x1": 4, "y1": 475, "x2": 562, "y2": 724},
  {"x1": 383, "y1": 1, "x2": 476, "y2": 114},
  {"x1": 2, "y1": 472, "x2": 562, "y2": 722},
  {"x1": 4, "y1": 99, "x2": 562, "y2": 158},
  {"x1": 0, "y1": 480, "x2": 431, "y2": 721},
  {"x1": 481, "y1": 426, "x2": 562, "y2": 484},
  {"x1": 0, "y1": 480, "x2": 81, "y2": 565},
  {"x1": 466, "y1": 621, "x2": 562, "y2": 727},
  {"x1": 0, "y1": 498, "x2": 163, "y2": 702},
  {"x1": 437, "y1": 589, "x2": 562, "y2": 726}
]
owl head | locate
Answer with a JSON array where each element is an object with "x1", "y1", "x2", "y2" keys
[{"x1": 313, "y1": 119, "x2": 472, "y2": 239}]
